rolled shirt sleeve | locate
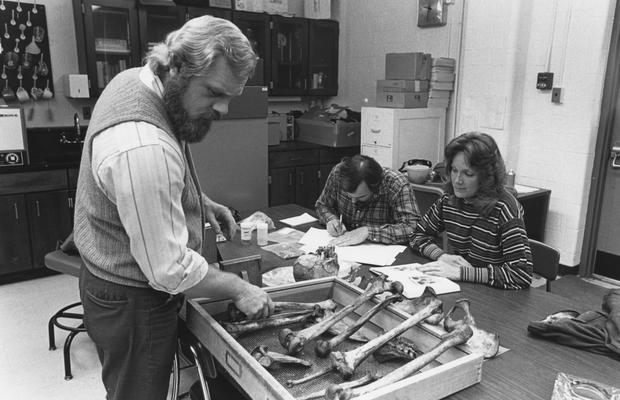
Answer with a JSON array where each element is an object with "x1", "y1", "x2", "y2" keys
[{"x1": 92, "y1": 121, "x2": 208, "y2": 294}]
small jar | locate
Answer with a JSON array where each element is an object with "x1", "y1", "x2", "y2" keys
[
  {"x1": 240, "y1": 222, "x2": 253, "y2": 243},
  {"x1": 506, "y1": 169, "x2": 516, "y2": 188},
  {"x1": 256, "y1": 222, "x2": 268, "y2": 246}
]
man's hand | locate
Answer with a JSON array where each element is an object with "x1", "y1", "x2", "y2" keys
[
  {"x1": 326, "y1": 218, "x2": 346, "y2": 237},
  {"x1": 232, "y1": 283, "x2": 274, "y2": 320},
  {"x1": 329, "y1": 226, "x2": 369, "y2": 246},
  {"x1": 417, "y1": 260, "x2": 461, "y2": 281},
  {"x1": 203, "y1": 196, "x2": 237, "y2": 240}
]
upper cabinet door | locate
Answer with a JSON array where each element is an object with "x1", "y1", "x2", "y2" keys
[
  {"x1": 184, "y1": 6, "x2": 232, "y2": 21},
  {"x1": 307, "y1": 19, "x2": 338, "y2": 97},
  {"x1": 76, "y1": 0, "x2": 140, "y2": 96},
  {"x1": 269, "y1": 15, "x2": 308, "y2": 96},
  {"x1": 138, "y1": 4, "x2": 185, "y2": 60},
  {"x1": 233, "y1": 11, "x2": 270, "y2": 87}
]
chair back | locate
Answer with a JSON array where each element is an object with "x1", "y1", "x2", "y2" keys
[
  {"x1": 410, "y1": 183, "x2": 444, "y2": 216},
  {"x1": 529, "y1": 239, "x2": 560, "y2": 292}
]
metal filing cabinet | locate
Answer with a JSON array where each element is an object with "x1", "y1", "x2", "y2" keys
[{"x1": 361, "y1": 107, "x2": 446, "y2": 170}]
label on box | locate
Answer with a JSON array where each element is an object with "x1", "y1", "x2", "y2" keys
[{"x1": 376, "y1": 92, "x2": 429, "y2": 108}]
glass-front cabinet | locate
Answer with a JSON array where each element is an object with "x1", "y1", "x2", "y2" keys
[
  {"x1": 269, "y1": 15, "x2": 308, "y2": 96},
  {"x1": 138, "y1": 4, "x2": 184, "y2": 59},
  {"x1": 308, "y1": 19, "x2": 338, "y2": 96},
  {"x1": 233, "y1": 11, "x2": 270, "y2": 86},
  {"x1": 74, "y1": 0, "x2": 139, "y2": 96}
]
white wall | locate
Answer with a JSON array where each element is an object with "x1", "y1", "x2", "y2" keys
[{"x1": 334, "y1": 0, "x2": 615, "y2": 267}]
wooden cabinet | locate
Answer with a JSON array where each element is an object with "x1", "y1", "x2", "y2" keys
[
  {"x1": 233, "y1": 11, "x2": 270, "y2": 86},
  {"x1": 73, "y1": 0, "x2": 185, "y2": 96},
  {"x1": 268, "y1": 16, "x2": 338, "y2": 96},
  {"x1": 0, "y1": 170, "x2": 74, "y2": 278},
  {"x1": 268, "y1": 142, "x2": 358, "y2": 208},
  {"x1": 0, "y1": 194, "x2": 32, "y2": 274}
]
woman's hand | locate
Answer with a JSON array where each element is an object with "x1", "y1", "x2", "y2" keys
[
  {"x1": 417, "y1": 260, "x2": 462, "y2": 281},
  {"x1": 203, "y1": 196, "x2": 237, "y2": 240},
  {"x1": 438, "y1": 254, "x2": 472, "y2": 269},
  {"x1": 329, "y1": 226, "x2": 369, "y2": 246}
]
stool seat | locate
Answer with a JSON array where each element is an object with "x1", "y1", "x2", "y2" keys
[{"x1": 45, "y1": 249, "x2": 84, "y2": 380}]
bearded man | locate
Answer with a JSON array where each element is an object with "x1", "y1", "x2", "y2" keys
[{"x1": 74, "y1": 16, "x2": 273, "y2": 400}]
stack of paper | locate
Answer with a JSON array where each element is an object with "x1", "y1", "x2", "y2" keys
[
  {"x1": 370, "y1": 263, "x2": 461, "y2": 298},
  {"x1": 298, "y1": 227, "x2": 406, "y2": 266},
  {"x1": 429, "y1": 57, "x2": 456, "y2": 108},
  {"x1": 280, "y1": 213, "x2": 318, "y2": 227}
]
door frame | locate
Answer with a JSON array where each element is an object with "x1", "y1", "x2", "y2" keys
[{"x1": 581, "y1": 0, "x2": 620, "y2": 276}]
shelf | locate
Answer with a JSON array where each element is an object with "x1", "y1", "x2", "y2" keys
[{"x1": 95, "y1": 48, "x2": 131, "y2": 55}]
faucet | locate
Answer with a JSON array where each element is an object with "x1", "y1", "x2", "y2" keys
[{"x1": 74, "y1": 112, "x2": 81, "y2": 142}]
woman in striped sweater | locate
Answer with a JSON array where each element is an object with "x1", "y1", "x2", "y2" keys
[{"x1": 410, "y1": 132, "x2": 533, "y2": 290}]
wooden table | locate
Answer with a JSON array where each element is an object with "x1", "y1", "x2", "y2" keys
[{"x1": 213, "y1": 204, "x2": 619, "y2": 399}]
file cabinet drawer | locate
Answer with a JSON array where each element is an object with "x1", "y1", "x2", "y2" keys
[
  {"x1": 361, "y1": 107, "x2": 394, "y2": 147},
  {"x1": 269, "y1": 149, "x2": 321, "y2": 168}
]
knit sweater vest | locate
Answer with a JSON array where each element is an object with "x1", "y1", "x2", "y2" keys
[{"x1": 74, "y1": 68, "x2": 204, "y2": 288}]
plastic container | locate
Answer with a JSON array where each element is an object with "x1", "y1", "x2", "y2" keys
[
  {"x1": 256, "y1": 222, "x2": 268, "y2": 246},
  {"x1": 240, "y1": 222, "x2": 253, "y2": 243},
  {"x1": 506, "y1": 169, "x2": 516, "y2": 188}
]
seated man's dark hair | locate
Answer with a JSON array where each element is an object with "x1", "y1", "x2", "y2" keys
[{"x1": 339, "y1": 155, "x2": 383, "y2": 193}]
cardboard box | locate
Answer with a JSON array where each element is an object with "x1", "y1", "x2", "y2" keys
[
  {"x1": 186, "y1": 277, "x2": 483, "y2": 400},
  {"x1": 304, "y1": 0, "x2": 331, "y2": 19},
  {"x1": 297, "y1": 110, "x2": 360, "y2": 147},
  {"x1": 263, "y1": 0, "x2": 288, "y2": 14},
  {"x1": 386, "y1": 52, "x2": 432, "y2": 80},
  {"x1": 234, "y1": 0, "x2": 263, "y2": 11},
  {"x1": 377, "y1": 79, "x2": 429, "y2": 92},
  {"x1": 376, "y1": 91, "x2": 429, "y2": 108}
]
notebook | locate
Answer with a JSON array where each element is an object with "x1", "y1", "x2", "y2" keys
[{"x1": 370, "y1": 263, "x2": 461, "y2": 299}]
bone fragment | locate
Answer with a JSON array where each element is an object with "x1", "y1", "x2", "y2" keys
[
  {"x1": 397, "y1": 286, "x2": 444, "y2": 325},
  {"x1": 278, "y1": 276, "x2": 403, "y2": 355},
  {"x1": 297, "y1": 373, "x2": 379, "y2": 400},
  {"x1": 372, "y1": 336, "x2": 420, "y2": 363},
  {"x1": 228, "y1": 299, "x2": 337, "y2": 322},
  {"x1": 326, "y1": 324, "x2": 473, "y2": 400},
  {"x1": 315, "y1": 293, "x2": 403, "y2": 358},
  {"x1": 443, "y1": 298, "x2": 500, "y2": 359},
  {"x1": 250, "y1": 345, "x2": 311, "y2": 370}
]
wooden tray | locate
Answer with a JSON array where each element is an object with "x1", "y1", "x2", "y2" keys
[{"x1": 185, "y1": 277, "x2": 483, "y2": 400}]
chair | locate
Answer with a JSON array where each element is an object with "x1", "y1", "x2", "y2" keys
[
  {"x1": 529, "y1": 239, "x2": 560, "y2": 292},
  {"x1": 44, "y1": 248, "x2": 86, "y2": 380}
]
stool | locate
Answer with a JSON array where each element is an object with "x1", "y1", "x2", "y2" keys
[{"x1": 44, "y1": 249, "x2": 85, "y2": 380}]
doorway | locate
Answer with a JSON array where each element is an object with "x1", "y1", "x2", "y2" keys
[{"x1": 582, "y1": 0, "x2": 620, "y2": 283}]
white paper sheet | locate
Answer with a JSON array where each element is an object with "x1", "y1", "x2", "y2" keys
[
  {"x1": 268, "y1": 227, "x2": 305, "y2": 243},
  {"x1": 370, "y1": 263, "x2": 461, "y2": 298},
  {"x1": 514, "y1": 184, "x2": 539, "y2": 194},
  {"x1": 280, "y1": 213, "x2": 318, "y2": 226}
]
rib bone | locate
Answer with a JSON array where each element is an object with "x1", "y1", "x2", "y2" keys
[
  {"x1": 228, "y1": 299, "x2": 337, "y2": 322},
  {"x1": 250, "y1": 345, "x2": 311, "y2": 370},
  {"x1": 326, "y1": 324, "x2": 473, "y2": 400},
  {"x1": 444, "y1": 298, "x2": 500, "y2": 359},
  {"x1": 222, "y1": 309, "x2": 320, "y2": 338},
  {"x1": 285, "y1": 297, "x2": 440, "y2": 387},
  {"x1": 315, "y1": 293, "x2": 403, "y2": 358},
  {"x1": 278, "y1": 276, "x2": 403, "y2": 355}
]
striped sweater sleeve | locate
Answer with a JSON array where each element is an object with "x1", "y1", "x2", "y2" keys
[
  {"x1": 409, "y1": 196, "x2": 446, "y2": 260},
  {"x1": 461, "y1": 217, "x2": 533, "y2": 290}
]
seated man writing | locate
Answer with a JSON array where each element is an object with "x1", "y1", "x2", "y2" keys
[
  {"x1": 315, "y1": 154, "x2": 420, "y2": 246},
  {"x1": 410, "y1": 132, "x2": 533, "y2": 290}
]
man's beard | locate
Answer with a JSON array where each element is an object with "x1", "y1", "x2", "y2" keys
[{"x1": 163, "y1": 75, "x2": 220, "y2": 143}]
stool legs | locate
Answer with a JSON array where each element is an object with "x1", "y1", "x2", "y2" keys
[{"x1": 48, "y1": 302, "x2": 86, "y2": 380}]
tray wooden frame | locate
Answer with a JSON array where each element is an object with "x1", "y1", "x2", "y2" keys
[{"x1": 185, "y1": 277, "x2": 483, "y2": 400}]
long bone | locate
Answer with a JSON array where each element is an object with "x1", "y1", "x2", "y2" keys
[
  {"x1": 222, "y1": 309, "x2": 321, "y2": 338},
  {"x1": 228, "y1": 299, "x2": 337, "y2": 322},
  {"x1": 325, "y1": 324, "x2": 474, "y2": 400},
  {"x1": 278, "y1": 276, "x2": 403, "y2": 355},
  {"x1": 443, "y1": 298, "x2": 500, "y2": 359},
  {"x1": 285, "y1": 297, "x2": 441, "y2": 387},
  {"x1": 250, "y1": 345, "x2": 311, "y2": 370},
  {"x1": 315, "y1": 293, "x2": 404, "y2": 358}
]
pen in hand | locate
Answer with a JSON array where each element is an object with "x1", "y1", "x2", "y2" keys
[{"x1": 338, "y1": 214, "x2": 347, "y2": 235}]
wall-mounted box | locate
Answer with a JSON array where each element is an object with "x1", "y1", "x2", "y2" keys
[{"x1": 64, "y1": 74, "x2": 90, "y2": 98}]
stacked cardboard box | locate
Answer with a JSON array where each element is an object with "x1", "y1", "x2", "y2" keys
[
  {"x1": 376, "y1": 52, "x2": 431, "y2": 108},
  {"x1": 429, "y1": 57, "x2": 456, "y2": 108}
]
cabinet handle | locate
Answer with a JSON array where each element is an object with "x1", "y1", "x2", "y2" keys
[
  {"x1": 36, "y1": 200, "x2": 40, "y2": 217},
  {"x1": 13, "y1": 203, "x2": 19, "y2": 220},
  {"x1": 288, "y1": 173, "x2": 293, "y2": 186},
  {"x1": 304, "y1": 78, "x2": 307, "y2": 90},
  {"x1": 289, "y1": 157, "x2": 303, "y2": 162},
  {"x1": 371, "y1": 128, "x2": 381, "y2": 133},
  {"x1": 268, "y1": 176, "x2": 272, "y2": 185},
  {"x1": 300, "y1": 171, "x2": 304, "y2": 185}
]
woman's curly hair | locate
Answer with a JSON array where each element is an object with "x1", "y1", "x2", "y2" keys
[{"x1": 443, "y1": 132, "x2": 507, "y2": 215}]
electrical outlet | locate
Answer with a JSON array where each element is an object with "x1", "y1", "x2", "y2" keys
[
  {"x1": 82, "y1": 106, "x2": 92, "y2": 120},
  {"x1": 551, "y1": 87, "x2": 563, "y2": 104},
  {"x1": 536, "y1": 72, "x2": 554, "y2": 90}
]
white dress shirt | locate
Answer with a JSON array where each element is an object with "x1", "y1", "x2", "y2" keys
[{"x1": 90, "y1": 66, "x2": 208, "y2": 294}]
